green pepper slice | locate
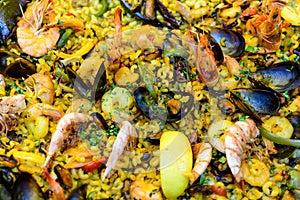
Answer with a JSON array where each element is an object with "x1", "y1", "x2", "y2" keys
[
  {"x1": 259, "y1": 126, "x2": 300, "y2": 148},
  {"x1": 56, "y1": 28, "x2": 73, "y2": 48},
  {"x1": 95, "y1": 0, "x2": 108, "y2": 17}
]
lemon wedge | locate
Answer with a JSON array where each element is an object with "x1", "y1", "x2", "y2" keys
[{"x1": 160, "y1": 131, "x2": 193, "y2": 199}]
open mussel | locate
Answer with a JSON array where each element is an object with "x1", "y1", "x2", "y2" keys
[
  {"x1": 120, "y1": 0, "x2": 179, "y2": 29},
  {"x1": 66, "y1": 62, "x2": 106, "y2": 101},
  {"x1": 208, "y1": 28, "x2": 245, "y2": 58},
  {"x1": 250, "y1": 61, "x2": 300, "y2": 92},
  {"x1": 134, "y1": 87, "x2": 194, "y2": 122},
  {"x1": 230, "y1": 88, "x2": 281, "y2": 120},
  {"x1": 12, "y1": 172, "x2": 46, "y2": 200},
  {"x1": 0, "y1": 49, "x2": 36, "y2": 78},
  {"x1": 0, "y1": 0, "x2": 27, "y2": 43}
]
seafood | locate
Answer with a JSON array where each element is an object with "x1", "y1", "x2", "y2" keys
[
  {"x1": 16, "y1": 0, "x2": 60, "y2": 57},
  {"x1": 24, "y1": 103, "x2": 63, "y2": 120},
  {"x1": 13, "y1": 172, "x2": 46, "y2": 200},
  {"x1": 250, "y1": 61, "x2": 300, "y2": 92},
  {"x1": 54, "y1": 165, "x2": 73, "y2": 189},
  {"x1": 0, "y1": 155, "x2": 17, "y2": 168},
  {"x1": 195, "y1": 34, "x2": 219, "y2": 87},
  {"x1": 230, "y1": 88, "x2": 281, "y2": 119},
  {"x1": 134, "y1": 87, "x2": 194, "y2": 123},
  {"x1": 0, "y1": 49, "x2": 36, "y2": 79},
  {"x1": 120, "y1": 0, "x2": 179, "y2": 28},
  {"x1": 0, "y1": 114, "x2": 18, "y2": 134},
  {"x1": 43, "y1": 168, "x2": 65, "y2": 200},
  {"x1": 246, "y1": 5, "x2": 282, "y2": 51},
  {"x1": 102, "y1": 121, "x2": 137, "y2": 180},
  {"x1": 25, "y1": 73, "x2": 55, "y2": 104},
  {"x1": 0, "y1": 0, "x2": 27, "y2": 43},
  {"x1": 130, "y1": 177, "x2": 162, "y2": 199},
  {"x1": 43, "y1": 113, "x2": 93, "y2": 170},
  {"x1": 208, "y1": 28, "x2": 245, "y2": 58},
  {"x1": 225, "y1": 118, "x2": 259, "y2": 182},
  {"x1": 0, "y1": 95, "x2": 26, "y2": 114},
  {"x1": 190, "y1": 143, "x2": 212, "y2": 183}
]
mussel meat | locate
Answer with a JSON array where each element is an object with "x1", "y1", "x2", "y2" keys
[
  {"x1": 134, "y1": 87, "x2": 194, "y2": 122},
  {"x1": 0, "y1": 0, "x2": 27, "y2": 43},
  {"x1": 230, "y1": 88, "x2": 281, "y2": 118},
  {"x1": 0, "y1": 49, "x2": 36, "y2": 78},
  {"x1": 54, "y1": 165, "x2": 73, "y2": 189},
  {"x1": 12, "y1": 173, "x2": 45, "y2": 200},
  {"x1": 250, "y1": 61, "x2": 300, "y2": 92},
  {"x1": 208, "y1": 28, "x2": 245, "y2": 58}
]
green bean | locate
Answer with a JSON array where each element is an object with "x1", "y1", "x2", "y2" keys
[
  {"x1": 259, "y1": 126, "x2": 300, "y2": 148},
  {"x1": 95, "y1": 0, "x2": 108, "y2": 17},
  {"x1": 56, "y1": 28, "x2": 73, "y2": 48}
]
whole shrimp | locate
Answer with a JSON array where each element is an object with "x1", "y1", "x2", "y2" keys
[
  {"x1": 43, "y1": 113, "x2": 93, "y2": 170},
  {"x1": 225, "y1": 118, "x2": 259, "y2": 182},
  {"x1": 17, "y1": 0, "x2": 60, "y2": 57},
  {"x1": 102, "y1": 120, "x2": 137, "y2": 180},
  {"x1": 196, "y1": 34, "x2": 219, "y2": 88},
  {"x1": 246, "y1": 5, "x2": 282, "y2": 51},
  {"x1": 25, "y1": 73, "x2": 55, "y2": 105}
]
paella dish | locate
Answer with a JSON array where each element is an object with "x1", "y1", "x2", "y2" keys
[{"x1": 0, "y1": 0, "x2": 300, "y2": 199}]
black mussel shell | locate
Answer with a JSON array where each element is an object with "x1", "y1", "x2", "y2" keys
[
  {"x1": 134, "y1": 87, "x2": 194, "y2": 122},
  {"x1": 0, "y1": 155, "x2": 17, "y2": 168},
  {"x1": 67, "y1": 184, "x2": 87, "y2": 200},
  {"x1": 12, "y1": 173, "x2": 45, "y2": 200},
  {"x1": 0, "y1": 167, "x2": 16, "y2": 190},
  {"x1": 90, "y1": 112, "x2": 109, "y2": 130},
  {"x1": 287, "y1": 112, "x2": 300, "y2": 139},
  {"x1": 54, "y1": 165, "x2": 73, "y2": 189},
  {"x1": 91, "y1": 62, "x2": 107, "y2": 101},
  {"x1": 0, "y1": 183, "x2": 11, "y2": 200},
  {"x1": 0, "y1": 0, "x2": 27, "y2": 43},
  {"x1": 209, "y1": 36, "x2": 224, "y2": 63},
  {"x1": 66, "y1": 66, "x2": 92, "y2": 98},
  {"x1": 250, "y1": 61, "x2": 300, "y2": 92},
  {"x1": 230, "y1": 88, "x2": 281, "y2": 117},
  {"x1": 0, "y1": 49, "x2": 36, "y2": 78},
  {"x1": 209, "y1": 28, "x2": 245, "y2": 58}
]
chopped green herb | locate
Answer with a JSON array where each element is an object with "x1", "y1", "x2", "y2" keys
[
  {"x1": 239, "y1": 115, "x2": 249, "y2": 121},
  {"x1": 199, "y1": 173, "x2": 206, "y2": 185},
  {"x1": 283, "y1": 91, "x2": 290, "y2": 99},
  {"x1": 270, "y1": 165, "x2": 275, "y2": 175},
  {"x1": 218, "y1": 156, "x2": 227, "y2": 164}
]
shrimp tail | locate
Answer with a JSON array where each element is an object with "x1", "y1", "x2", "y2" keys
[
  {"x1": 102, "y1": 121, "x2": 137, "y2": 180},
  {"x1": 190, "y1": 143, "x2": 212, "y2": 184},
  {"x1": 43, "y1": 167, "x2": 66, "y2": 200}
]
